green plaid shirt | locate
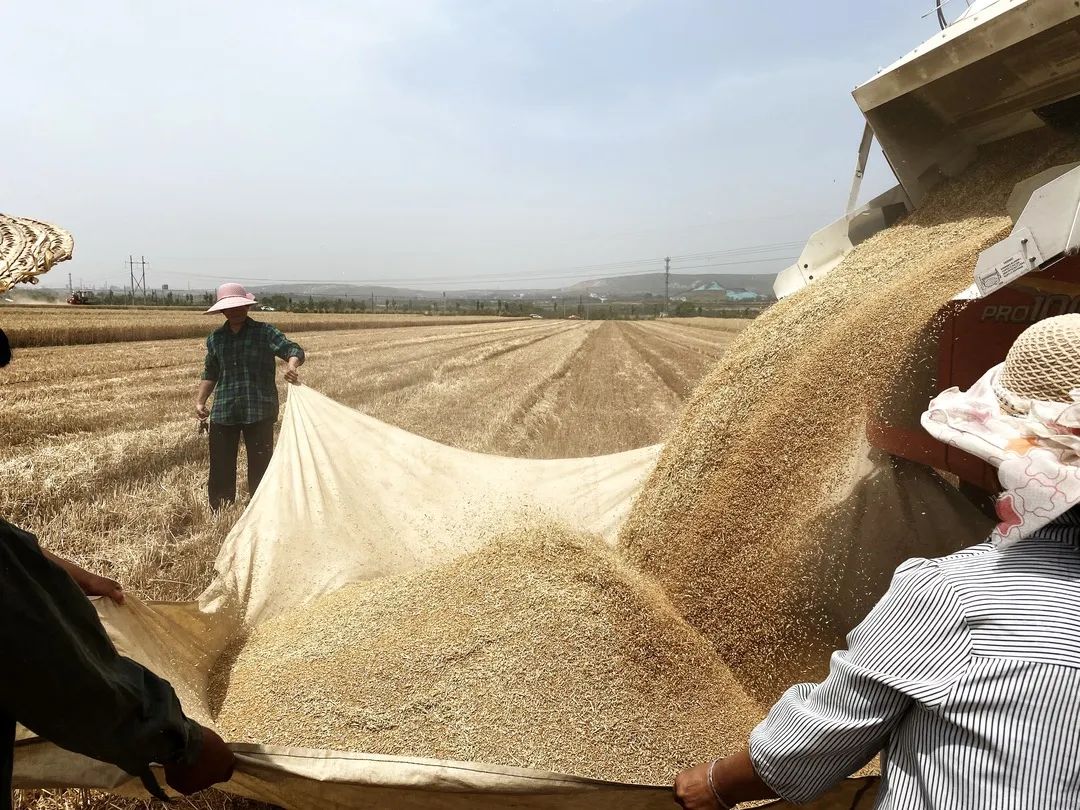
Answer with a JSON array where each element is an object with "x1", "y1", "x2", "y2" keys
[{"x1": 202, "y1": 318, "x2": 305, "y2": 425}]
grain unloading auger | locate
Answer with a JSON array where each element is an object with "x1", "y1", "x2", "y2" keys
[{"x1": 776, "y1": 0, "x2": 1080, "y2": 499}]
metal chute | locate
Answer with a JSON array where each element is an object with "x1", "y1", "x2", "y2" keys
[
  {"x1": 773, "y1": 183, "x2": 908, "y2": 299},
  {"x1": 856, "y1": 0, "x2": 1080, "y2": 207},
  {"x1": 969, "y1": 162, "x2": 1080, "y2": 297}
]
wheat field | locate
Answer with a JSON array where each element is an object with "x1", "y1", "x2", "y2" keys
[
  {"x1": 3, "y1": 312, "x2": 744, "y2": 810},
  {"x1": 1, "y1": 306, "x2": 510, "y2": 347},
  {"x1": 669, "y1": 316, "x2": 753, "y2": 333}
]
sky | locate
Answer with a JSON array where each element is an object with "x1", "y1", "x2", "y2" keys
[{"x1": 2, "y1": 1, "x2": 951, "y2": 291}]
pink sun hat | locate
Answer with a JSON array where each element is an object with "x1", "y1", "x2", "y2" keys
[{"x1": 206, "y1": 282, "x2": 257, "y2": 314}]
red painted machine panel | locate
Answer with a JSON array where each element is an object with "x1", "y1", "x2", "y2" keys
[{"x1": 870, "y1": 254, "x2": 1080, "y2": 492}]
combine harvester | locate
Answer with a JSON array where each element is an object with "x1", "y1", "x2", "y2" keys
[{"x1": 778, "y1": 0, "x2": 1080, "y2": 502}]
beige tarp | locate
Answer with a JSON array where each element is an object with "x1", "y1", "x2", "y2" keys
[{"x1": 14, "y1": 386, "x2": 916, "y2": 808}]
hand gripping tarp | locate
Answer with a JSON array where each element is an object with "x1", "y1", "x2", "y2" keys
[{"x1": 13, "y1": 386, "x2": 888, "y2": 809}]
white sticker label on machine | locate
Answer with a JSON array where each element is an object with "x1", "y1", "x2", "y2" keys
[
  {"x1": 973, "y1": 227, "x2": 1044, "y2": 298},
  {"x1": 977, "y1": 252, "x2": 1028, "y2": 294}
]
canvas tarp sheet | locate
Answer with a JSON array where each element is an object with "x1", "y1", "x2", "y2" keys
[{"x1": 14, "y1": 384, "x2": 990, "y2": 809}]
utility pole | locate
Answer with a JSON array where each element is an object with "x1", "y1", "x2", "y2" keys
[
  {"x1": 128, "y1": 255, "x2": 148, "y2": 304},
  {"x1": 664, "y1": 256, "x2": 671, "y2": 316}
]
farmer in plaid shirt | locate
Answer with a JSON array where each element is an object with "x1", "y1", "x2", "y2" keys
[{"x1": 194, "y1": 283, "x2": 305, "y2": 509}]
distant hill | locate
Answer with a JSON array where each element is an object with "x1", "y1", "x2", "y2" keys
[
  {"x1": 253, "y1": 282, "x2": 435, "y2": 299},
  {"x1": 251, "y1": 273, "x2": 778, "y2": 301},
  {"x1": 565, "y1": 272, "x2": 776, "y2": 298}
]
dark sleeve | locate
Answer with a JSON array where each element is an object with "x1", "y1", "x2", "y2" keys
[
  {"x1": 0, "y1": 519, "x2": 201, "y2": 779},
  {"x1": 202, "y1": 334, "x2": 220, "y2": 382},
  {"x1": 266, "y1": 325, "x2": 304, "y2": 363},
  {"x1": 2, "y1": 711, "x2": 13, "y2": 810}
]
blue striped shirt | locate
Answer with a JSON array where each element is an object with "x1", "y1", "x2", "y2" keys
[{"x1": 750, "y1": 510, "x2": 1080, "y2": 808}]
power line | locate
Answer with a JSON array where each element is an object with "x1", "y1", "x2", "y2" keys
[
  {"x1": 148, "y1": 241, "x2": 800, "y2": 289},
  {"x1": 152, "y1": 253, "x2": 794, "y2": 289},
  {"x1": 151, "y1": 240, "x2": 803, "y2": 275},
  {"x1": 163, "y1": 242, "x2": 801, "y2": 269},
  {"x1": 663, "y1": 256, "x2": 796, "y2": 272}
]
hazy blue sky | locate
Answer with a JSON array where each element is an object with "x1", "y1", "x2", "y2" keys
[{"x1": 3, "y1": 2, "x2": 947, "y2": 290}]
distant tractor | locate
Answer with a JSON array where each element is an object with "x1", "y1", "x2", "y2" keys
[{"x1": 67, "y1": 290, "x2": 94, "y2": 305}]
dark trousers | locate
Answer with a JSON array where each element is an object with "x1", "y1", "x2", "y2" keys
[{"x1": 208, "y1": 418, "x2": 275, "y2": 509}]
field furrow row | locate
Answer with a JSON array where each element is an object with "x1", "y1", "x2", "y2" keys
[{"x1": 1, "y1": 317, "x2": 746, "y2": 606}]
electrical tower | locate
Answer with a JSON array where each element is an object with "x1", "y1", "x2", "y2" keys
[
  {"x1": 664, "y1": 256, "x2": 671, "y2": 315},
  {"x1": 128, "y1": 255, "x2": 148, "y2": 304}
]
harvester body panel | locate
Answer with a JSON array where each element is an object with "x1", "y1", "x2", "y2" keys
[
  {"x1": 855, "y1": 0, "x2": 1080, "y2": 207},
  {"x1": 871, "y1": 253, "x2": 1080, "y2": 495}
]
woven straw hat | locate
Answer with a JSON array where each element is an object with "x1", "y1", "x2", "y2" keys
[
  {"x1": 994, "y1": 314, "x2": 1080, "y2": 413},
  {"x1": 0, "y1": 214, "x2": 74, "y2": 294}
]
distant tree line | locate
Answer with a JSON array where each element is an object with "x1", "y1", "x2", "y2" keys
[{"x1": 53, "y1": 288, "x2": 767, "y2": 320}]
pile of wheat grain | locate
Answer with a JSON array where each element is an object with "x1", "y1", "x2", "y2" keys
[
  {"x1": 620, "y1": 128, "x2": 1080, "y2": 703},
  {"x1": 213, "y1": 526, "x2": 760, "y2": 784}
]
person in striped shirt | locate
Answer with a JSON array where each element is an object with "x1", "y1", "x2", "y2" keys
[{"x1": 675, "y1": 314, "x2": 1080, "y2": 810}]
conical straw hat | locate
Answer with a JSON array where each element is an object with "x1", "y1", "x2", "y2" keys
[
  {"x1": 995, "y1": 314, "x2": 1080, "y2": 412},
  {"x1": 0, "y1": 214, "x2": 74, "y2": 294}
]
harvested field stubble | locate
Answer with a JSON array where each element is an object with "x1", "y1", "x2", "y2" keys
[
  {"x1": 621, "y1": 129, "x2": 1080, "y2": 703},
  {"x1": 667, "y1": 317, "x2": 754, "y2": 333},
  {"x1": 213, "y1": 527, "x2": 760, "y2": 784},
  {"x1": 6, "y1": 318, "x2": 734, "y2": 807}
]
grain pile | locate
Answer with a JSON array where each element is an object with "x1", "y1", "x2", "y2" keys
[
  {"x1": 621, "y1": 128, "x2": 1080, "y2": 703},
  {"x1": 213, "y1": 526, "x2": 760, "y2": 784}
]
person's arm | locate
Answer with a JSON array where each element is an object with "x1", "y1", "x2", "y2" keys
[
  {"x1": 0, "y1": 519, "x2": 235, "y2": 795},
  {"x1": 675, "y1": 558, "x2": 969, "y2": 808},
  {"x1": 267, "y1": 325, "x2": 305, "y2": 384},
  {"x1": 196, "y1": 337, "x2": 219, "y2": 418},
  {"x1": 40, "y1": 548, "x2": 124, "y2": 605},
  {"x1": 195, "y1": 380, "x2": 215, "y2": 419},
  {"x1": 674, "y1": 750, "x2": 774, "y2": 809}
]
